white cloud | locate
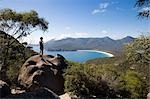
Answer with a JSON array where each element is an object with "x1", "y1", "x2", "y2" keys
[
  {"x1": 116, "y1": 7, "x2": 125, "y2": 11},
  {"x1": 111, "y1": 1, "x2": 119, "y2": 4},
  {"x1": 57, "y1": 32, "x2": 88, "y2": 40},
  {"x1": 99, "y1": 2, "x2": 109, "y2": 9},
  {"x1": 22, "y1": 32, "x2": 56, "y2": 44},
  {"x1": 92, "y1": 9, "x2": 100, "y2": 14},
  {"x1": 140, "y1": 7, "x2": 150, "y2": 12},
  {"x1": 101, "y1": 30, "x2": 108, "y2": 34},
  {"x1": 22, "y1": 32, "x2": 89, "y2": 44},
  {"x1": 65, "y1": 26, "x2": 71, "y2": 30},
  {"x1": 92, "y1": 2, "x2": 109, "y2": 15},
  {"x1": 92, "y1": 9, "x2": 106, "y2": 14}
]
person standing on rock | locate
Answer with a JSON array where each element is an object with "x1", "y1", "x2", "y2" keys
[{"x1": 39, "y1": 37, "x2": 44, "y2": 56}]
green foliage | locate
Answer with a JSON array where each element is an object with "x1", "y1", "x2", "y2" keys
[
  {"x1": 125, "y1": 36, "x2": 150, "y2": 86},
  {"x1": 85, "y1": 58, "x2": 148, "y2": 98},
  {"x1": 0, "y1": 8, "x2": 48, "y2": 84},
  {"x1": 0, "y1": 8, "x2": 48, "y2": 39},
  {"x1": 135, "y1": 0, "x2": 150, "y2": 18},
  {"x1": 86, "y1": 55, "x2": 130, "y2": 78},
  {"x1": 66, "y1": 60, "x2": 149, "y2": 98},
  {"x1": 125, "y1": 36, "x2": 150, "y2": 65},
  {"x1": 6, "y1": 45, "x2": 36, "y2": 83},
  {"x1": 85, "y1": 36, "x2": 150, "y2": 98},
  {"x1": 86, "y1": 55, "x2": 125, "y2": 66},
  {"x1": 64, "y1": 61, "x2": 119, "y2": 98},
  {"x1": 118, "y1": 70, "x2": 148, "y2": 98},
  {"x1": 0, "y1": 31, "x2": 37, "y2": 85}
]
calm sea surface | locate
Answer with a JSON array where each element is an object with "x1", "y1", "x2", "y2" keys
[{"x1": 32, "y1": 45, "x2": 111, "y2": 63}]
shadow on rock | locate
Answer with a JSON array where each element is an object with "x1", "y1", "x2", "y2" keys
[
  {"x1": 18, "y1": 54, "x2": 68, "y2": 95},
  {"x1": 7, "y1": 87, "x2": 60, "y2": 99}
]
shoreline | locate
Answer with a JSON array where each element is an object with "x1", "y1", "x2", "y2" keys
[
  {"x1": 32, "y1": 45, "x2": 114, "y2": 57},
  {"x1": 77, "y1": 50, "x2": 114, "y2": 57}
]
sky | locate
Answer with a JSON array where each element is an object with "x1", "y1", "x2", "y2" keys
[{"x1": 0, "y1": 0, "x2": 150, "y2": 44}]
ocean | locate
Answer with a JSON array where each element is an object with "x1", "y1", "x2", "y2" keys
[{"x1": 32, "y1": 45, "x2": 113, "y2": 63}]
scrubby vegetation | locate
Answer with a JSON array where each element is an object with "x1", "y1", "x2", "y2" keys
[
  {"x1": 64, "y1": 62, "x2": 120, "y2": 98},
  {"x1": 0, "y1": 8, "x2": 48, "y2": 86},
  {"x1": 118, "y1": 70, "x2": 148, "y2": 98},
  {"x1": 125, "y1": 36, "x2": 150, "y2": 85},
  {"x1": 0, "y1": 0, "x2": 149, "y2": 98},
  {"x1": 63, "y1": 36, "x2": 150, "y2": 98},
  {"x1": 86, "y1": 54, "x2": 125, "y2": 66},
  {"x1": 0, "y1": 31, "x2": 37, "y2": 85}
]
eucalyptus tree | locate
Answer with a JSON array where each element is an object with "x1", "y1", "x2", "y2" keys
[
  {"x1": 125, "y1": 36, "x2": 150, "y2": 86},
  {"x1": 135, "y1": 0, "x2": 150, "y2": 18},
  {"x1": 0, "y1": 8, "x2": 48, "y2": 81},
  {"x1": 0, "y1": 8, "x2": 48, "y2": 42}
]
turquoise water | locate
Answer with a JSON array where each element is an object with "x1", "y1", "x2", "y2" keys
[{"x1": 32, "y1": 46, "x2": 111, "y2": 63}]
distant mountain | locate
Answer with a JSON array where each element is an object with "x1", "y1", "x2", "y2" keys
[
  {"x1": 117, "y1": 36, "x2": 135, "y2": 44},
  {"x1": 44, "y1": 36, "x2": 134, "y2": 53}
]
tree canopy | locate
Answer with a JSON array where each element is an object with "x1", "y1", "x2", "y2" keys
[
  {"x1": 0, "y1": 8, "x2": 48, "y2": 83},
  {"x1": 0, "y1": 8, "x2": 48, "y2": 40},
  {"x1": 125, "y1": 36, "x2": 150, "y2": 65},
  {"x1": 125, "y1": 36, "x2": 150, "y2": 87},
  {"x1": 135, "y1": 0, "x2": 150, "y2": 18}
]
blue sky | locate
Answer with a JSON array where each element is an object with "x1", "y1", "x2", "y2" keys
[{"x1": 0, "y1": 0, "x2": 149, "y2": 44}]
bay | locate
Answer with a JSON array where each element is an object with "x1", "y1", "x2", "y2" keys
[{"x1": 31, "y1": 45, "x2": 113, "y2": 63}]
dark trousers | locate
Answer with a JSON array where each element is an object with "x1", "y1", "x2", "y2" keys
[{"x1": 40, "y1": 47, "x2": 43, "y2": 55}]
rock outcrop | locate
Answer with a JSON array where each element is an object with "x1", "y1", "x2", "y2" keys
[
  {"x1": 147, "y1": 93, "x2": 150, "y2": 99},
  {"x1": 18, "y1": 54, "x2": 67, "y2": 95},
  {"x1": 0, "y1": 80, "x2": 11, "y2": 98}
]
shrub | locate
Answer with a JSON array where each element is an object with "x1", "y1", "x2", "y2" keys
[
  {"x1": 0, "y1": 32, "x2": 37, "y2": 86},
  {"x1": 118, "y1": 70, "x2": 148, "y2": 98},
  {"x1": 125, "y1": 36, "x2": 150, "y2": 89},
  {"x1": 64, "y1": 62, "x2": 119, "y2": 98}
]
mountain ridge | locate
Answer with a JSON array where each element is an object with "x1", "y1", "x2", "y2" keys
[
  {"x1": 46, "y1": 36, "x2": 133, "y2": 42},
  {"x1": 44, "y1": 36, "x2": 134, "y2": 54}
]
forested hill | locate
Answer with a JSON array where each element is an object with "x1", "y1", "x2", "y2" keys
[
  {"x1": 0, "y1": 31, "x2": 37, "y2": 82},
  {"x1": 45, "y1": 36, "x2": 134, "y2": 53}
]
